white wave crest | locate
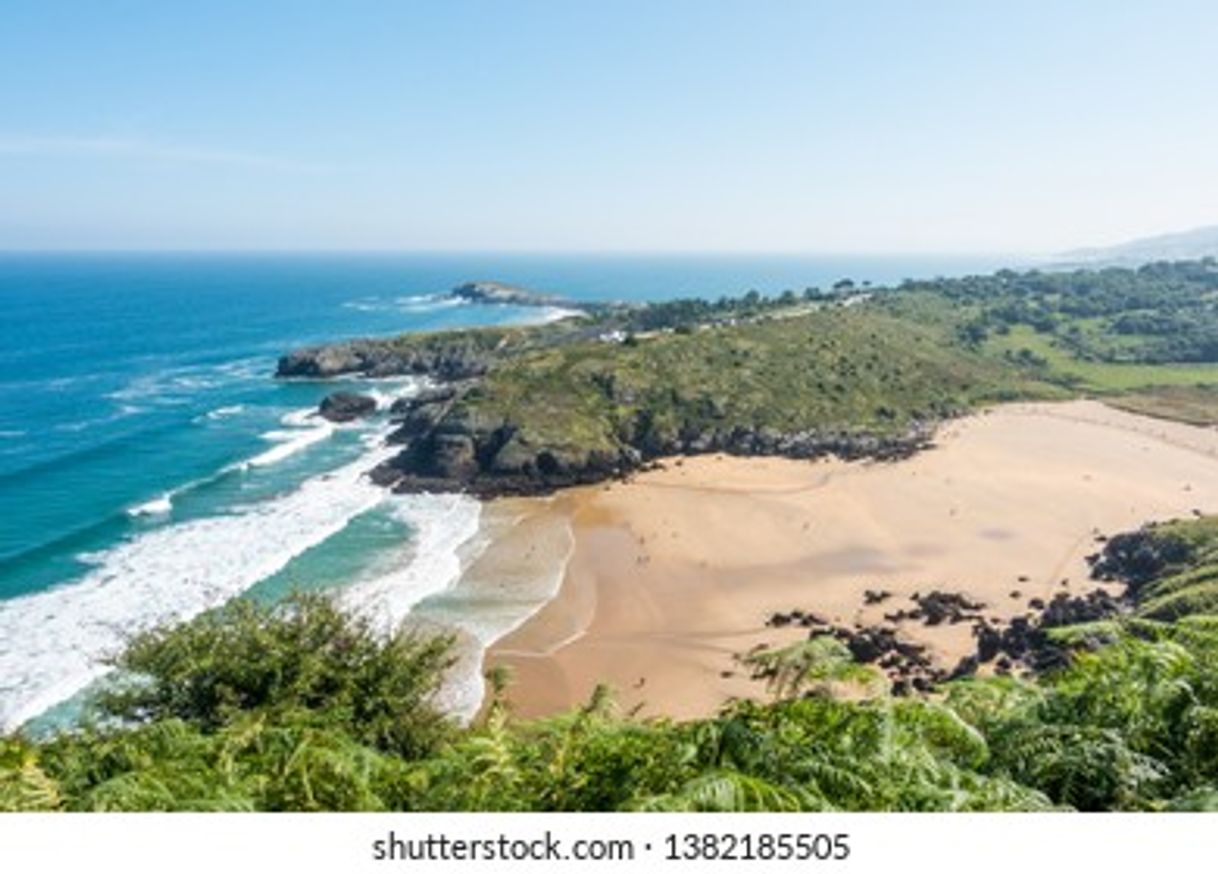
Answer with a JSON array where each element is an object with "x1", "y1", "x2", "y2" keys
[
  {"x1": 279, "y1": 408, "x2": 317, "y2": 427},
  {"x1": 106, "y1": 358, "x2": 268, "y2": 405},
  {"x1": 341, "y1": 294, "x2": 466, "y2": 315},
  {"x1": 530, "y1": 305, "x2": 583, "y2": 324},
  {"x1": 223, "y1": 410, "x2": 340, "y2": 472},
  {"x1": 340, "y1": 493, "x2": 482, "y2": 632},
  {"x1": 54, "y1": 405, "x2": 145, "y2": 433},
  {"x1": 237, "y1": 425, "x2": 334, "y2": 470},
  {"x1": 205, "y1": 404, "x2": 245, "y2": 421},
  {"x1": 406, "y1": 507, "x2": 575, "y2": 721},
  {"x1": 395, "y1": 294, "x2": 465, "y2": 314},
  {"x1": 0, "y1": 444, "x2": 398, "y2": 732},
  {"x1": 127, "y1": 493, "x2": 173, "y2": 517}
]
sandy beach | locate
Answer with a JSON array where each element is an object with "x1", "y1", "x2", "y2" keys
[{"x1": 482, "y1": 400, "x2": 1218, "y2": 720}]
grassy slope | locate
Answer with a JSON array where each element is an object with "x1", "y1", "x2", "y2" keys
[
  {"x1": 984, "y1": 325, "x2": 1218, "y2": 391},
  {"x1": 980, "y1": 323, "x2": 1218, "y2": 428},
  {"x1": 1091, "y1": 385, "x2": 1218, "y2": 426},
  {"x1": 459, "y1": 303, "x2": 1055, "y2": 456},
  {"x1": 1129, "y1": 517, "x2": 1218, "y2": 622},
  {"x1": 321, "y1": 263, "x2": 1218, "y2": 437}
]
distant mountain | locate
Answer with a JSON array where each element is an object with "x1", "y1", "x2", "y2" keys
[{"x1": 1056, "y1": 225, "x2": 1218, "y2": 267}]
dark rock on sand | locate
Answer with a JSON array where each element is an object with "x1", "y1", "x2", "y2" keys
[
  {"x1": 947, "y1": 655, "x2": 979, "y2": 680},
  {"x1": 974, "y1": 622, "x2": 1002, "y2": 663},
  {"x1": 1038, "y1": 589, "x2": 1121, "y2": 628},
  {"x1": 1089, "y1": 526, "x2": 1192, "y2": 591},
  {"x1": 912, "y1": 590, "x2": 985, "y2": 626}
]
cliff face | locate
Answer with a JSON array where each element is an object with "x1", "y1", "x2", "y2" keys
[
  {"x1": 275, "y1": 336, "x2": 501, "y2": 380},
  {"x1": 367, "y1": 383, "x2": 640, "y2": 496},
  {"x1": 368, "y1": 382, "x2": 935, "y2": 498}
]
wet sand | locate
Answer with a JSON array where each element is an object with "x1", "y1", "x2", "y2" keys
[{"x1": 483, "y1": 400, "x2": 1218, "y2": 720}]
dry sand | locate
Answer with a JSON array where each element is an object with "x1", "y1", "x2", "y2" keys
[{"x1": 483, "y1": 400, "x2": 1218, "y2": 720}]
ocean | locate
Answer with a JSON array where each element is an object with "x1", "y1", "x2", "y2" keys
[{"x1": 0, "y1": 251, "x2": 1015, "y2": 730}]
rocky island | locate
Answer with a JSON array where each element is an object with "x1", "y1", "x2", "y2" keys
[{"x1": 450, "y1": 279, "x2": 579, "y2": 309}]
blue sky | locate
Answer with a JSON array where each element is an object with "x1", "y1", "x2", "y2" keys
[{"x1": 2, "y1": 1, "x2": 1217, "y2": 252}]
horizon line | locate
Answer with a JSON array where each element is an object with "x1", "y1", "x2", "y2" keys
[{"x1": 0, "y1": 246, "x2": 1048, "y2": 259}]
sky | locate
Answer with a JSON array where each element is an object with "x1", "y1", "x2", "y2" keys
[{"x1": 2, "y1": 0, "x2": 1217, "y2": 254}]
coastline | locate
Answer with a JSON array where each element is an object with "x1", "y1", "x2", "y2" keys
[
  {"x1": 405, "y1": 493, "x2": 576, "y2": 721},
  {"x1": 481, "y1": 400, "x2": 1218, "y2": 720}
]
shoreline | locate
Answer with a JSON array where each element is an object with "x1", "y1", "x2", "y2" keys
[
  {"x1": 406, "y1": 493, "x2": 577, "y2": 722},
  {"x1": 479, "y1": 400, "x2": 1218, "y2": 720}
]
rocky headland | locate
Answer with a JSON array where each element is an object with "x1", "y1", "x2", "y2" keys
[
  {"x1": 285, "y1": 328, "x2": 938, "y2": 497},
  {"x1": 368, "y1": 382, "x2": 935, "y2": 497},
  {"x1": 277, "y1": 280, "x2": 1044, "y2": 498}
]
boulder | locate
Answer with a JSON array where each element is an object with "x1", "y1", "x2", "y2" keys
[{"x1": 318, "y1": 391, "x2": 377, "y2": 422}]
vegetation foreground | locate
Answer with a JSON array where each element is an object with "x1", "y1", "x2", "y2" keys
[{"x1": 4, "y1": 516, "x2": 1218, "y2": 813}]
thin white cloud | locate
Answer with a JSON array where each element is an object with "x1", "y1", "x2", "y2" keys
[{"x1": 0, "y1": 134, "x2": 328, "y2": 171}]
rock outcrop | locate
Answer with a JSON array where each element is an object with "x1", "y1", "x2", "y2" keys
[
  {"x1": 368, "y1": 381, "x2": 936, "y2": 498},
  {"x1": 276, "y1": 338, "x2": 498, "y2": 380},
  {"x1": 371, "y1": 424, "x2": 638, "y2": 498},
  {"x1": 1088, "y1": 526, "x2": 1192, "y2": 591},
  {"x1": 766, "y1": 582, "x2": 1127, "y2": 698},
  {"x1": 318, "y1": 391, "x2": 377, "y2": 423}
]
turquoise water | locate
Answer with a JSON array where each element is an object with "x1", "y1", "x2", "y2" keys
[{"x1": 0, "y1": 251, "x2": 1014, "y2": 729}]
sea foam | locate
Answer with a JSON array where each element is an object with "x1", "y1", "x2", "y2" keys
[
  {"x1": 342, "y1": 294, "x2": 466, "y2": 315},
  {"x1": 230, "y1": 417, "x2": 335, "y2": 470},
  {"x1": 279, "y1": 408, "x2": 318, "y2": 428},
  {"x1": 340, "y1": 493, "x2": 483, "y2": 632},
  {"x1": 203, "y1": 404, "x2": 246, "y2": 421},
  {"x1": 127, "y1": 493, "x2": 174, "y2": 517},
  {"x1": 0, "y1": 443, "x2": 398, "y2": 732},
  {"x1": 106, "y1": 357, "x2": 268, "y2": 406},
  {"x1": 0, "y1": 380, "x2": 448, "y2": 731},
  {"x1": 407, "y1": 507, "x2": 576, "y2": 721}
]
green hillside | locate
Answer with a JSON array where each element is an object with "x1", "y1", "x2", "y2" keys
[{"x1": 460, "y1": 303, "x2": 1052, "y2": 459}]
